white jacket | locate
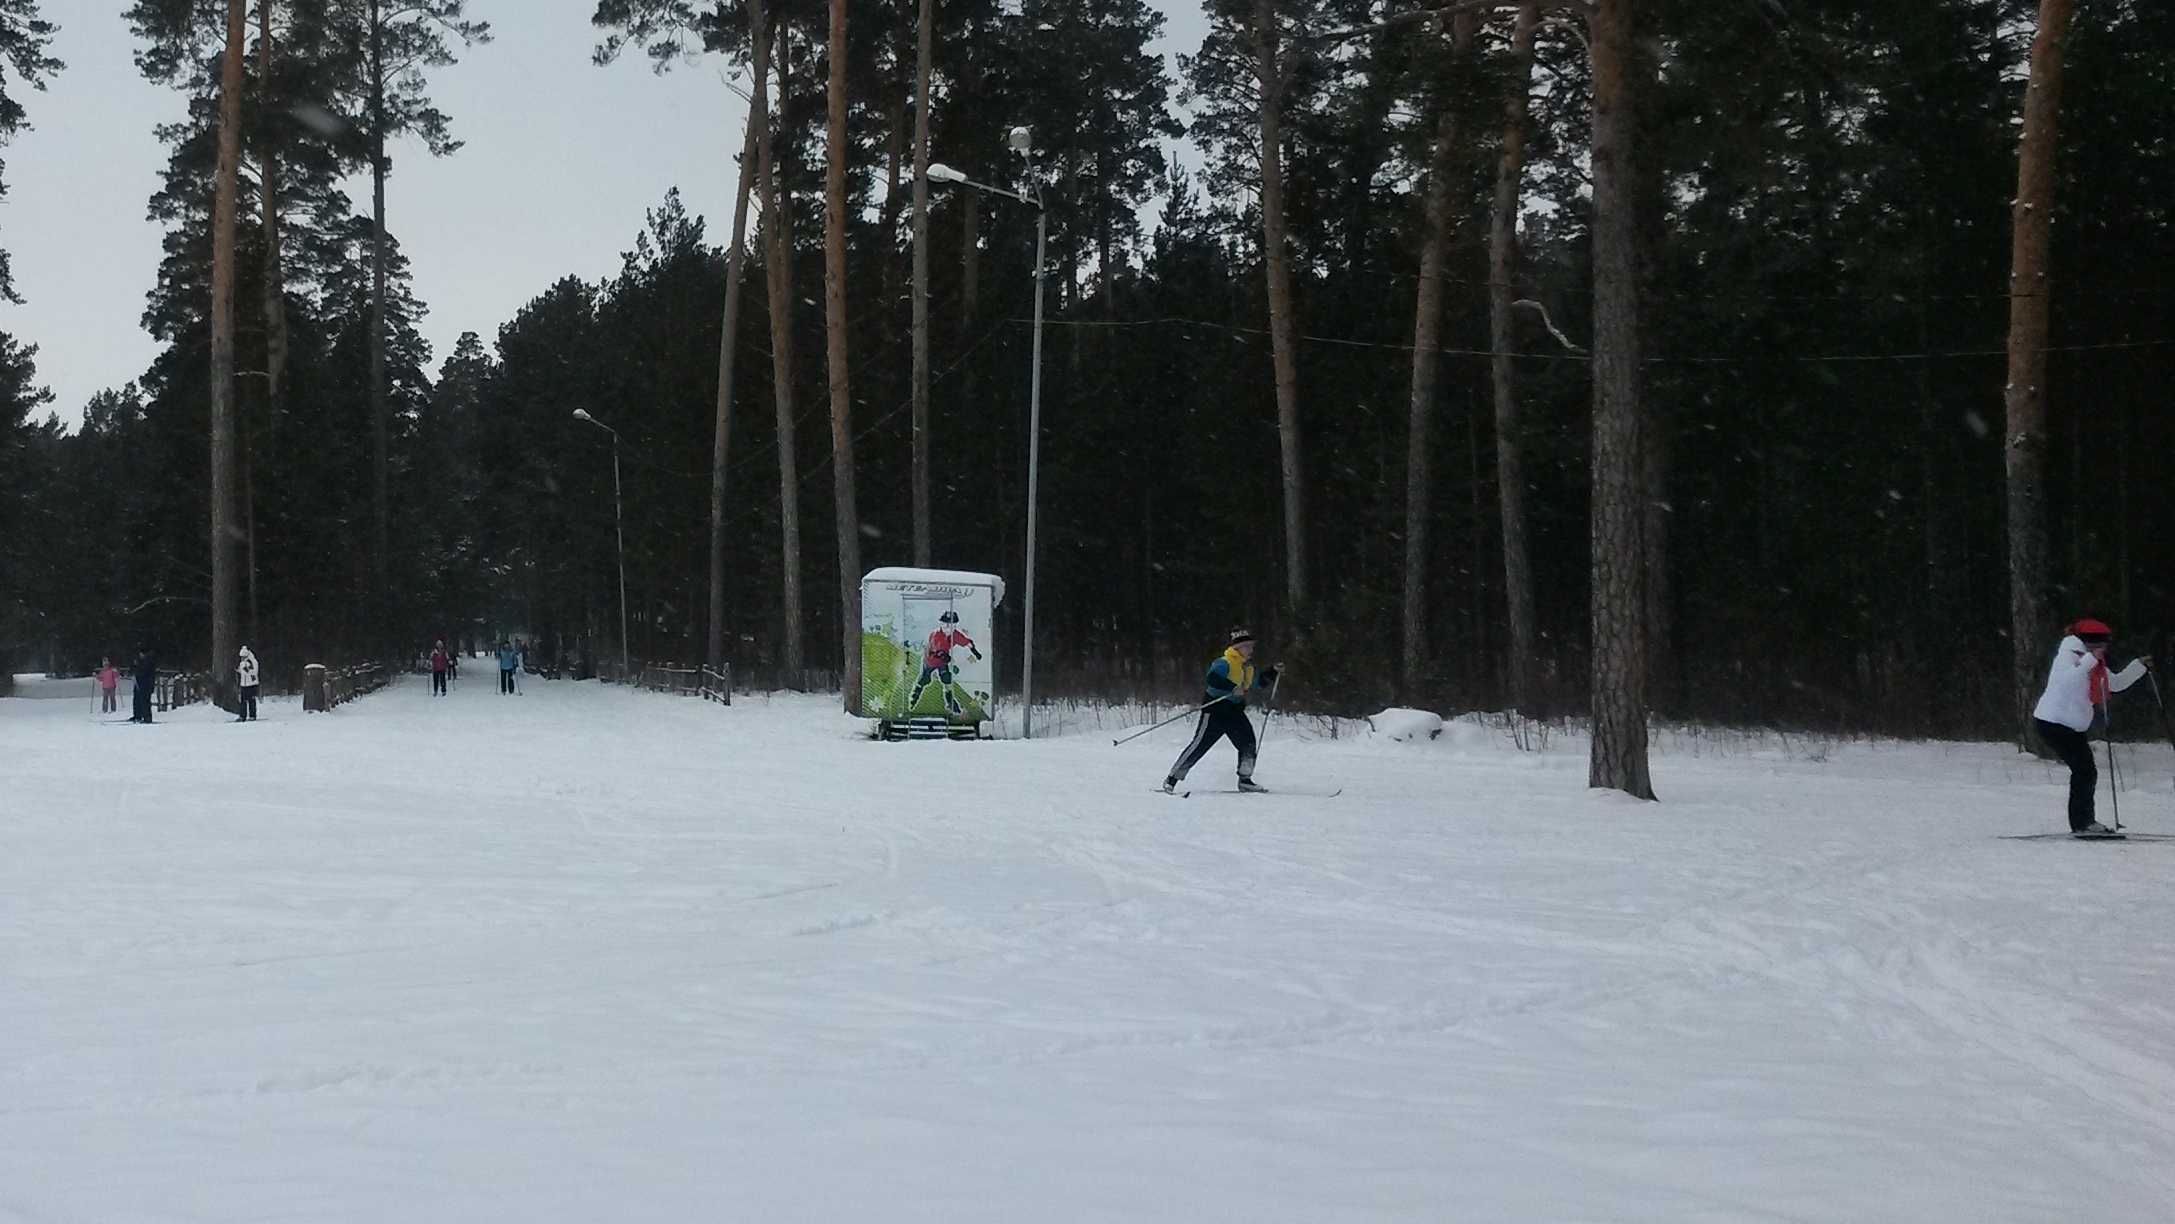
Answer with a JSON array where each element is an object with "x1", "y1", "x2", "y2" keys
[
  {"x1": 236, "y1": 649, "x2": 260, "y2": 688},
  {"x1": 2033, "y1": 635, "x2": 2145, "y2": 732}
]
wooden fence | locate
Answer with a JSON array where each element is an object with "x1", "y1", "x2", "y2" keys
[
  {"x1": 304, "y1": 662, "x2": 392, "y2": 711},
  {"x1": 154, "y1": 671, "x2": 211, "y2": 712}
]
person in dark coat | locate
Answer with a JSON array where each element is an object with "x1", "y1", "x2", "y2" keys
[{"x1": 131, "y1": 646, "x2": 157, "y2": 724}]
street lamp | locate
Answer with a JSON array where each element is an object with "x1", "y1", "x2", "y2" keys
[
  {"x1": 926, "y1": 128, "x2": 1049, "y2": 738},
  {"x1": 573, "y1": 409, "x2": 631, "y2": 675}
]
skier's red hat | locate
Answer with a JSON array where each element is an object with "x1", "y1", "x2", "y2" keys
[{"x1": 2072, "y1": 619, "x2": 2113, "y2": 640}]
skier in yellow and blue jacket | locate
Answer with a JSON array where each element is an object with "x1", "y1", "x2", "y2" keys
[{"x1": 1163, "y1": 628, "x2": 1283, "y2": 793}]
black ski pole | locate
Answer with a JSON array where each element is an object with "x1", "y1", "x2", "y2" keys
[
  {"x1": 1256, "y1": 669, "x2": 1285, "y2": 754},
  {"x1": 2103, "y1": 703, "x2": 2123, "y2": 832},
  {"x1": 1112, "y1": 696, "x2": 1228, "y2": 747}
]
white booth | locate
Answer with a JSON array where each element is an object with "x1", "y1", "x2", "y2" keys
[{"x1": 859, "y1": 567, "x2": 1005, "y2": 738}]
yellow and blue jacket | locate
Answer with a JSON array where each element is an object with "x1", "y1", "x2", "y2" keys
[{"x1": 1205, "y1": 648, "x2": 1269, "y2": 710}]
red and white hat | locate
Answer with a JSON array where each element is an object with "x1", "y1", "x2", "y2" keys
[{"x1": 2072, "y1": 619, "x2": 2113, "y2": 640}]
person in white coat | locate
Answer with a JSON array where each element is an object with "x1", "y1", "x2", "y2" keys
[
  {"x1": 2031, "y1": 619, "x2": 2149, "y2": 834},
  {"x1": 235, "y1": 645, "x2": 261, "y2": 722}
]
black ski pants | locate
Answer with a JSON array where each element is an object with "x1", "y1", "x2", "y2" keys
[
  {"x1": 237, "y1": 685, "x2": 258, "y2": 721},
  {"x1": 1169, "y1": 701, "x2": 1257, "y2": 782},
  {"x1": 132, "y1": 683, "x2": 152, "y2": 723},
  {"x1": 500, "y1": 668, "x2": 516, "y2": 694},
  {"x1": 432, "y1": 670, "x2": 448, "y2": 695},
  {"x1": 2035, "y1": 718, "x2": 2099, "y2": 831}
]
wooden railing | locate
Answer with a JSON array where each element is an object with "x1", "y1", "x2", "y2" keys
[
  {"x1": 592, "y1": 661, "x2": 736, "y2": 706},
  {"x1": 155, "y1": 671, "x2": 211, "y2": 711},
  {"x1": 303, "y1": 662, "x2": 391, "y2": 712}
]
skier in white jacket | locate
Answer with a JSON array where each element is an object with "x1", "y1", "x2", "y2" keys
[
  {"x1": 2031, "y1": 619, "x2": 2149, "y2": 835},
  {"x1": 235, "y1": 646, "x2": 261, "y2": 722}
]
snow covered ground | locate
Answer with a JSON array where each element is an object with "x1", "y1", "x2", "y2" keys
[{"x1": 4, "y1": 675, "x2": 2174, "y2": 1222}]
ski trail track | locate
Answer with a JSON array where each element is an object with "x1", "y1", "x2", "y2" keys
[{"x1": 4, "y1": 678, "x2": 2175, "y2": 1221}]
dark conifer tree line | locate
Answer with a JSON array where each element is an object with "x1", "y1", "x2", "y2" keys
[{"x1": 5, "y1": 0, "x2": 2175, "y2": 747}]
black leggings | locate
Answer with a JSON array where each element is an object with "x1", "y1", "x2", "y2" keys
[
  {"x1": 1169, "y1": 703, "x2": 1258, "y2": 782},
  {"x1": 2035, "y1": 719, "x2": 2100, "y2": 831}
]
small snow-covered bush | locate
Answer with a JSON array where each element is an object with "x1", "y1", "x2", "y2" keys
[{"x1": 1368, "y1": 708, "x2": 1444, "y2": 742}]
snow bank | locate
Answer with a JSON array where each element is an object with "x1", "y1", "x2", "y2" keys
[{"x1": 1367, "y1": 706, "x2": 1444, "y2": 741}]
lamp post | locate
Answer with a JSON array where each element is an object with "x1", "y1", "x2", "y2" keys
[
  {"x1": 928, "y1": 126, "x2": 1048, "y2": 737},
  {"x1": 573, "y1": 409, "x2": 631, "y2": 674}
]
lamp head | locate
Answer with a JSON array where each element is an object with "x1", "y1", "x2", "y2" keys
[
  {"x1": 573, "y1": 409, "x2": 593, "y2": 421},
  {"x1": 926, "y1": 162, "x2": 966, "y2": 184},
  {"x1": 1007, "y1": 126, "x2": 1032, "y2": 154}
]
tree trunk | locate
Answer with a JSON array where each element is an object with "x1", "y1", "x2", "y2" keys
[
  {"x1": 763, "y1": 21, "x2": 803, "y2": 680},
  {"x1": 1401, "y1": 107, "x2": 1461, "y2": 696},
  {"x1": 1253, "y1": 0, "x2": 1306, "y2": 618},
  {"x1": 1585, "y1": 0, "x2": 1653, "y2": 800},
  {"x1": 369, "y1": 0, "x2": 390, "y2": 645},
  {"x1": 2005, "y1": 0, "x2": 2075, "y2": 737},
  {"x1": 825, "y1": 0, "x2": 862, "y2": 713},
  {"x1": 257, "y1": 0, "x2": 287, "y2": 422},
  {"x1": 1643, "y1": 396, "x2": 1673, "y2": 710},
  {"x1": 910, "y1": 0, "x2": 933, "y2": 567},
  {"x1": 962, "y1": 189, "x2": 979, "y2": 329},
  {"x1": 210, "y1": 0, "x2": 246, "y2": 695},
  {"x1": 1490, "y1": 1, "x2": 1541, "y2": 714},
  {"x1": 708, "y1": 0, "x2": 770, "y2": 675}
]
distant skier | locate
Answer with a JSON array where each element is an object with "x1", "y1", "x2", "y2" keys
[
  {"x1": 97, "y1": 657, "x2": 120, "y2": 715},
  {"x1": 234, "y1": 645, "x2": 260, "y2": 721},
  {"x1": 497, "y1": 640, "x2": 519, "y2": 694},
  {"x1": 2032, "y1": 619, "x2": 2150, "y2": 836},
  {"x1": 130, "y1": 645, "x2": 157, "y2": 724},
  {"x1": 907, "y1": 610, "x2": 982, "y2": 717},
  {"x1": 430, "y1": 640, "x2": 450, "y2": 696},
  {"x1": 1163, "y1": 628, "x2": 1283, "y2": 794}
]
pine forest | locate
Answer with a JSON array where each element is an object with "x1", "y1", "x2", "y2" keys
[{"x1": 3, "y1": 0, "x2": 2174, "y2": 793}]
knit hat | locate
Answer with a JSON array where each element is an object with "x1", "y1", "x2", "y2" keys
[
  {"x1": 1229, "y1": 628, "x2": 1255, "y2": 646},
  {"x1": 2072, "y1": 619, "x2": 2113, "y2": 642}
]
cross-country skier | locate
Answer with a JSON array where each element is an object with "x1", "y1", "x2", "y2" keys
[
  {"x1": 234, "y1": 645, "x2": 260, "y2": 721},
  {"x1": 130, "y1": 645, "x2": 157, "y2": 724},
  {"x1": 907, "y1": 610, "x2": 982, "y2": 716},
  {"x1": 497, "y1": 640, "x2": 518, "y2": 694},
  {"x1": 97, "y1": 657, "x2": 119, "y2": 715},
  {"x1": 430, "y1": 640, "x2": 450, "y2": 696},
  {"x1": 1163, "y1": 629, "x2": 1283, "y2": 794},
  {"x1": 2032, "y1": 619, "x2": 2150, "y2": 836}
]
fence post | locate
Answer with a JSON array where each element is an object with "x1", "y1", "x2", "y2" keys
[{"x1": 303, "y1": 664, "x2": 327, "y2": 712}]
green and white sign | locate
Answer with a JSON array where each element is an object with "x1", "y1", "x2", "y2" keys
[{"x1": 859, "y1": 568, "x2": 1005, "y2": 725}]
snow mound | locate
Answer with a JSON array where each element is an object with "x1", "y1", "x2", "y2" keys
[{"x1": 1367, "y1": 708, "x2": 1444, "y2": 742}]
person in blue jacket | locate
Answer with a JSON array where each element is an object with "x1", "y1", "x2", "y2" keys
[
  {"x1": 1163, "y1": 628, "x2": 1282, "y2": 793},
  {"x1": 497, "y1": 640, "x2": 519, "y2": 694}
]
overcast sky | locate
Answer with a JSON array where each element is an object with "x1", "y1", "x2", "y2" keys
[{"x1": 6, "y1": 0, "x2": 1211, "y2": 427}]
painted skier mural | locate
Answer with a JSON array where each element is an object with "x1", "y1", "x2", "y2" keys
[{"x1": 859, "y1": 568, "x2": 1005, "y2": 727}]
